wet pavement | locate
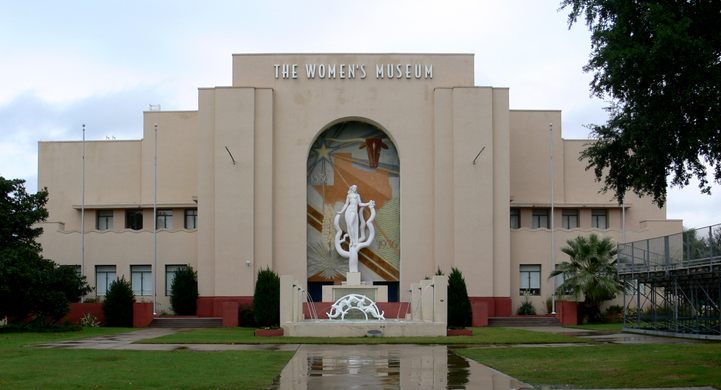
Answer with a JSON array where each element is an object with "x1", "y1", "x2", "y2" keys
[{"x1": 268, "y1": 344, "x2": 532, "y2": 390}]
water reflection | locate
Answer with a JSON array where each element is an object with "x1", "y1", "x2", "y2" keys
[{"x1": 270, "y1": 344, "x2": 530, "y2": 389}]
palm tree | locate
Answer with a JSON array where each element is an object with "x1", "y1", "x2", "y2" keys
[{"x1": 550, "y1": 234, "x2": 622, "y2": 323}]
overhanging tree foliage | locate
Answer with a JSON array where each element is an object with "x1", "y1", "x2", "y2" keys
[
  {"x1": 170, "y1": 266, "x2": 198, "y2": 315},
  {"x1": 550, "y1": 234, "x2": 622, "y2": 323},
  {"x1": 0, "y1": 177, "x2": 90, "y2": 325},
  {"x1": 561, "y1": 0, "x2": 721, "y2": 206}
]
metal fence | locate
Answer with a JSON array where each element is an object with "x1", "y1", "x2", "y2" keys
[{"x1": 617, "y1": 223, "x2": 721, "y2": 339}]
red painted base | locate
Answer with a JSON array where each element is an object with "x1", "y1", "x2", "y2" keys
[
  {"x1": 197, "y1": 296, "x2": 253, "y2": 317},
  {"x1": 255, "y1": 328, "x2": 284, "y2": 337},
  {"x1": 555, "y1": 300, "x2": 578, "y2": 325},
  {"x1": 447, "y1": 328, "x2": 473, "y2": 336},
  {"x1": 65, "y1": 303, "x2": 105, "y2": 325},
  {"x1": 469, "y1": 296, "x2": 512, "y2": 318},
  {"x1": 133, "y1": 302, "x2": 154, "y2": 328}
]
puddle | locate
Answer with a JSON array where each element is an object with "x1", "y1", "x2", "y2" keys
[{"x1": 269, "y1": 344, "x2": 531, "y2": 389}]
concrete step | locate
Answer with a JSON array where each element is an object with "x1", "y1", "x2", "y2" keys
[
  {"x1": 150, "y1": 317, "x2": 223, "y2": 328},
  {"x1": 488, "y1": 316, "x2": 561, "y2": 327}
]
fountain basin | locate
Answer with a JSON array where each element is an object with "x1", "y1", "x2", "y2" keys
[{"x1": 282, "y1": 319, "x2": 446, "y2": 337}]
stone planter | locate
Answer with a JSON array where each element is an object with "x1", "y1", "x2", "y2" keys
[
  {"x1": 447, "y1": 328, "x2": 473, "y2": 336},
  {"x1": 255, "y1": 328, "x2": 284, "y2": 337}
]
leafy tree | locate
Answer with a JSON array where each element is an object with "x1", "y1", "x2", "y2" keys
[
  {"x1": 102, "y1": 277, "x2": 135, "y2": 327},
  {"x1": 550, "y1": 234, "x2": 622, "y2": 323},
  {"x1": 561, "y1": 0, "x2": 721, "y2": 206},
  {"x1": 170, "y1": 266, "x2": 198, "y2": 315},
  {"x1": 447, "y1": 267, "x2": 472, "y2": 328},
  {"x1": 253, "y1": 267, "x2": 280, "y2": 328},
  {"x1": 0, "y1": 177, "x2": 90, "y2": 325}
]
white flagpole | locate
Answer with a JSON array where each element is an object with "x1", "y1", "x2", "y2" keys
[
  {"x1": 550, "y1": 122, "x2": 556, "y2": 315},
  {"x1": 81, "y1": 124, "x2": 86, "y2": 302},
  {"x1": 153, "y1": 123, "x2": 158, "y2": 315}
]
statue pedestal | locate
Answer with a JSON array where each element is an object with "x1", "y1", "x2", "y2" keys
[
  {"x1": 343, "y1": 272, "x2": 361, "y2": 286},
  {"x1": 321, "y1": 272, "x2": 388, "y2": 303}
]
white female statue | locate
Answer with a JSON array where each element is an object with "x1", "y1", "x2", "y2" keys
[{"x1": 334, "y1": 185, "x2": 376, "y2": 273}]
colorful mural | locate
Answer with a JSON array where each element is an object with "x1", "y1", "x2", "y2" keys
[{"x1": 307, "y1": 121, "x2": 400, "y2": 282}]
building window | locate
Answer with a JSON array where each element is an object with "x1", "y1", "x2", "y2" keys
[
  {"x1": 131, "y1": 265, "x2": 153, "y2": 296},
  {"x1": 126, "y1": 210, "x2": 143, "y2": 230},
  {"x1": 185, "y1": 209, "x2": 197, "y2": 229},
  {"x1": 562, "y1": 209, "x2": 579, "y2": 229},
  {"x1": 510, "y1": 208, "x2": 520, "y2": 229},
  {"x1": 592, "y1": 209, "x2": 608, "y2": 229},
  {"x1": 96, "y1": 265, "x2": 116, "y2": 296},
  {"x1": 532, "y1": 208, "x2": 549, "y2": 229},
  {"x1": 166, "y1": 265, "x2": 187, "y2": 296},
  {"x1": 519, "y1": 264, "x2": 541, "y2": 296},
  {"x1": 156, "y1": 209, "x2": 173, "y2": 230},
  {"x1": 96, "y1": 210, "x2": 113, "y2": 230}
]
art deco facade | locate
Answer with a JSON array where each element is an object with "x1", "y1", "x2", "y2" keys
[{"x1": 37, "y1": 54, "x2": 682, "y2": 315}]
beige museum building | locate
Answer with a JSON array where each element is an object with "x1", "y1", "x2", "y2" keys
[{"x1": 37, "y1": 54, "x2": 682, "y2": 317}]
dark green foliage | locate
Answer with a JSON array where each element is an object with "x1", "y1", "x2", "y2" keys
[
  {"x1": 170, "y1": 266, "x2": 198, "y2": 315},
  {"x1": 253, "y1": 268, "x2": 280, "y2": 328},
  {"x1": 561, "y1": 0, "x2": 721, "y2": 206},
  {"x1": 102, "y1": 277, "x2": 135, "y2": 327},
  {"x1": 517, "y1": 300, "x2": 537, "y2": 316},
  {"x1": 550, "y1": 234, "x2": 622, "y2": 323},
  {"x1": 0, "y1": 177, "x2": 91, "y2": 325},
  {"x1": 447, "y1": 267, "x2": 472, "y2": 328},
  {"x1": 239, "y1": 304, "x2": 256, "y2": 328}
]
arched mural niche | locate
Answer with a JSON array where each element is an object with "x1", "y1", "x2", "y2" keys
[{"x1": 306, "y1": 120, "x2": 400, "y2": 301}]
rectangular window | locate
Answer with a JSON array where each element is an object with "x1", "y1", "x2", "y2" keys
[
  {"x1": 125, "y1": 210, "x2": 143, "y2": 230},
  {"x1": 592, "y1": 209, "x2": 608, "y2": 229},
  {"x1": 156, "y1": 209, "x2": 173, "y2": 230},
  {"x1": 185, "y1": 209, "x2": 198, "y2": 229},
  {"x1": 165, "y1": 265, "x2": 187, "y2": 296},
  {"x1": 562, "y1": 209, "x2": 579, "y2": 229},
  {"x1": 96, "y1": 265, "x2": 116, "y2": 296},
  {"x1": 532, "y1": 208, "x2": 549, "y2": 229},
  {"x1": 510, "y1": 208, "x2": 520, "y2": 229},
  {"x1": 131, "y1": 265, "x2": 153, "y2": 296},
  {"x1": 96, "y1": 210, "x2": 113, "y2": 230},
  {"x1": 519, "y1": 264, "x2": 541, "y2": 296}
]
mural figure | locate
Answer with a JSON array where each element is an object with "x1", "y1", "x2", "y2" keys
[{"x1": 334, "y1": 185, "x2": 376, "y2": 273}]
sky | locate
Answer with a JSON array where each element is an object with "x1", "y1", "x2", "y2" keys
[{"x1": 0, "y1": 0, "x2": 718, "y2": 229}]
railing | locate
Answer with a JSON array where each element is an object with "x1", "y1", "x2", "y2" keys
[{"x1": 617, "y1": 222, "x2": 721, "y2": 274}]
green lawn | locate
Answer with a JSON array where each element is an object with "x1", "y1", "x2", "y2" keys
[
  {"x1": 141, "y1": 326, "x2": 582, "y2": 345},
  {"x1": 0, "y1": 328, "x2": 293, "y2": 390},
  {"x1": 457, "y1": 343, "x2": 721, "y2": 389}
]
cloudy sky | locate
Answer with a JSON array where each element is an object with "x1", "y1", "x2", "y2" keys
[{"x1": 1, "y1": 0, "x2": 718, "y2": 229}]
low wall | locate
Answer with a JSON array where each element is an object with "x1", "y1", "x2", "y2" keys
[
  {"x1": 133, "y1": 302, "x2": 154, "y2": 328},
  {"x1": 197, "y1": 296, "x2": 253, "y2": 317},
  {"x1": 469, "y1": 297, "x2": 512, "y2": 317},
  {"x1": 65, "y1": 303, "x2": 105, "y2": 325},
  {"x1": 555, "y1": 300, "x2": 578, "y2": 325}
]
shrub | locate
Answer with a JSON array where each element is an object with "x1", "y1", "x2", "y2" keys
[
  {"x1": 102, "y1": 277, "x2": 135, "y2": 327},
  {"x1": 604, "y1": 304, "x2": 624, "y2": 323},
  {"x1": 517, "y1": 290, "x2": 537, "y2": 315},
  {"x1": 239, "y1": 304, "x2": 256, "y2": 328},
  {"x1": 170, "y1": 266, "x2": 198, "y2": 315},
  {"x1": 253, "y1": 267, "x2": 280, "y2": 328},
  {"x1": 79, "y1": 313, "x2": 100, "y2": 327},
  {"x1": 447, "y1": 267, "x2": 472, "y2": 328}
]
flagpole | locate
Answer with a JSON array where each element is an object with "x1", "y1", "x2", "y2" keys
[
  {"x1": 550, "y1": 122, "x2": 556, "y2": 315},
  {"x1": 153, "y1": 123, "x2": 158, "y2": 315},
  {"x1": 81, "y1": 124, "x2": 86, "y2": 302}
]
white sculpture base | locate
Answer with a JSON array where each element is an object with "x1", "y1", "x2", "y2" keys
[{"x1": 321, "y1": 272, "x2": 388, "y2": 302}]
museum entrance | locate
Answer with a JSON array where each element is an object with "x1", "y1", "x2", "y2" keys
[{"x1": 306, "y1": 120, "x2": 400, "y2": 302}]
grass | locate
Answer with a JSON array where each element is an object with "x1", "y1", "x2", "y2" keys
[
  {"x1": 457, "y1": 343, "x2": 721, "y2": 389},
  {"x1": 140, "y1": 326, "x2": 582, "y2": 345},
  {"x1": 0, "y1": 327, "x2": 293, "y2": 389}
]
